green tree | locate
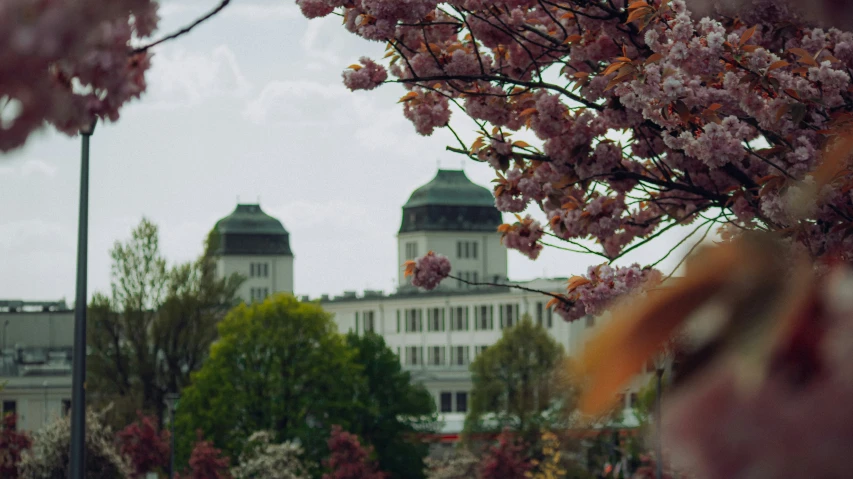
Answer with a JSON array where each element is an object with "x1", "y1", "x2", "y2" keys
[
  {"x1": 465, "y1": 318, "x2": 568, "y2": 440},
  {"x1": 174, "y1": 295, "x2": 362, "y2": 476},
  {"x1": 345, "y1": 332, "x2": 437, "y2": 479},
  {"x1": 87, "y1": 220, "x2": 242, "y2": 427}
]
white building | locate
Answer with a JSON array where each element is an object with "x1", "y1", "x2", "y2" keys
[
  {"x1": 0, "y1": 300, "x2": 74, "y2": 432},
  {"x1": 210, "y1": 170, "x2": 648, "y2": 437}
]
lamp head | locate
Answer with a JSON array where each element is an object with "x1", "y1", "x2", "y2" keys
[
  {"x1": 80, "y1": 118, "x2": 97, "y2": 136},
  {"x1": 164, "y1": 392, "x2": 180, "y2": 410}
]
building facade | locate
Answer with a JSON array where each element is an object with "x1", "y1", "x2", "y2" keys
[{"x1": 0, "y1": 300, "x2": 73, "y2": 432}]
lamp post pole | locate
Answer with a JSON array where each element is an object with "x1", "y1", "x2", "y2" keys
[
  {"x1": 165, "y1": 392, "x2": 180, "y2": 479},
  {"x1": 69, "y1": 119, "x2": 96, "y2": 479}
]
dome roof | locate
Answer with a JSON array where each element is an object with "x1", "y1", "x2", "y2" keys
[
  {"x1": 214, "y1": 204, "x2": 292, "y2": 256},
  {"x1": 215, "y1": 204, "x2": 288, "y2": 235},
  {"x1": 403, "y1": 170, "x2": 496, "y2": 208},
  {"x1": 400, "y1": 170, "x2": 501, "y2": 233}
]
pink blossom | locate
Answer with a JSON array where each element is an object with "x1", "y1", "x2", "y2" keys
[
  {"x1": 342, "y1": 57, "x2": 388, "y2": 91},
  {"x1": 500, "y1": 214, "x2": 544, "y2": 260},
  {"x1": 404, "y1": 251, "x2": 451, "y2": 290}
]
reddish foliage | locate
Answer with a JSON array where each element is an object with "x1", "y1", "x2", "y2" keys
[
  {"x1": 0, "y1": 414, "x2": 31, "y2": 478},
  {"x1": 322, "y1": 425, "x2": 386, "y2": 479},
  {"x1": 479, "y1": 429, "x2": 531, "y2": 479},
  {"x1": 116, "y1": 412, "x2": 171, "y2": 478},
  {"x1": 176, "y1": 430, "x2": 231, "y2": 479}
]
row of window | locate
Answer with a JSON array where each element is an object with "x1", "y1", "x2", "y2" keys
[
  {"x1": 250, "y1": 287, "x2": 270, "y2": 302},
  {"x1": 249, "y1": 262, "x2": 269, "y2": 278},
  {"x1": 400, "y1": 345, "x2": 484, "y2": 367},
  {"x1": 403, "y1": 241, "x2": 480, "y2": 261},
  {"x1": 440, "y1": 391, "x2": 468, "y2": 413},
  {"x1": 387, "y1": 303, "x2": 553, "y2": 333},
  {"x1": 456, "y1": 241, "x2": 478, "y2": 259}
]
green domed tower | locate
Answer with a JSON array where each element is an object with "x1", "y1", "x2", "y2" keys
[
  {"x1": 213, "y1": 204, "x2": 293, "y2": 302},
  {"x1": 398, "y1": 170, "x2": 506, "y2": 288}
]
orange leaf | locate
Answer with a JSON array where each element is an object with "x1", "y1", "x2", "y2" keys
[
  {"x1": 347, "y1": 64, "x2": 363, "y2": 71},
  {"x1": 707, "y1": 103, "x2": 723, "y2": 111},
  {"x1": 767, "y1": 60, "x2": 789, "y2": 71},
  {"x1": 519, "y1": 107, "x2": 538, "y2": 117},
  {"x1": 567, "y1": 276, "x2": 591, "y2": 292},
  {"x1": 513, "y1": 140, "x2": 531, "y2": 148},
  {"x1": 564, "y1": 34, "x2": 583, "y2": 44},
  {"x1": 739, "y1": 25, "x2": 757, "y2": 47},
  {"x1": 645, "y1": 53, "x2": 663, "y2": 65},
  {"x1": 577, "y1": 241, "x2": 744, "y2": 416},
  {"x1": 602, "y1": 61, "x2": 626, "y2": 76},
  {"x1": 398, "y1": 91, "x2": 419, "y2": 103},
  {"x1": 403, "y1": 260, "x2": 417, "y2": 278}
]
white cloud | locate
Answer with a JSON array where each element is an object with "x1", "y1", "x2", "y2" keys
[
  {"x1": 0, "y1": 159, "x2": 58, "y2": 178},
  {"x1": 242, "y1": 80, "x2": 350, "y2": 125},
  {"x1": 141, "y1": 44, "x2": 251, "y2": 110}
]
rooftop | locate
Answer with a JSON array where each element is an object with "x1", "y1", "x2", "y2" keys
[
  {"x1": 403, "y1": 170, "x2": 496, "y2": 209},
  {"x1": 215, "y1": 204, "x2": 289, "y2": 236}
]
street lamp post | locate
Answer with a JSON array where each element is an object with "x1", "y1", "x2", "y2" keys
[
  {"x1": 164, "y1": 392, "x2": 180, "y2": 479},
  {"x1": 652, "y1": 351, "x2": 671, "y2": 479},
  {"x1": 69, "y1": 119, "x2": 96, "y2": 479}
]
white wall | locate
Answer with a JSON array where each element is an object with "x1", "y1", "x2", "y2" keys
[
  {"x1": 218, "y1": 254, "x2": 294, "y2": 302},
  {"x1": 0, "y1": 376, "x2": 72, "y2": 432},
  {"x1": 0, "y1": 311, "x2": 74, "y2": 350},
  {"x1": 397, "y1": 231, "x2": 507, "y2": 287}
]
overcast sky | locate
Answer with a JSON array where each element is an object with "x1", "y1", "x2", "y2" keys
[{"x1": 0, "y1": 0, "x2": 704, "y2": 304}]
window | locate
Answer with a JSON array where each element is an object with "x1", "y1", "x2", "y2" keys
[
  {"x1": 501, "y1": 304, "x2": 518, "y2": 329},
  {"x1": 406, "y1": 309, "x2": 422, "y2": 332},
  {"x1": 475, "y1": 345, "x2": 489, "y2": 357},
  {"x1": 451, "y1": 346, "x2": 469, "y2": 366},
  {"x1": 355, "y1": 312, "x2": 360, "y2": 333},
  {"x1": 451, "y1": 306, "x2": 468, "y2": 331},
  {"x1": 2, "y1": 400, "x2": 16, "y2": 416},
  {"x1": 476, "y1": 305, "x2": 492, "y2": 330},
  {"x1": 536, "y1": 302, "x2": 544, "y2": 327},
  {"x1": 407, "y1": 346, "x2": 422, "y2": 366},
  {"x1": 428, "y1": 346, "x2": 445, "y2": 366},
  {"x1": 363, "y1": 311, "x2": 376, "y2": 333},
  {"x1": 456, "y1": 392, "x2": 468, "y2": 413},
  {"x1": 428, "y1": 308, "x2": 444, "y2": 332},
  {"x1": 396, "y1": 310, "x2": 401, "y2": 333},
  {"x1": 249, "y1": 263, "x2": 269, "y2": 278},
  {"x1": 546, "y1": 306, "x2": 553, "y2": 329},
  {"x1": 630, "y1": 393, "x2": 639, "y2": 409},
  {"x1": 456, "y1": 241, "x2": 479, "y2": 259},
  {"x1": 440, "y1": 392, "x2": 453, "y2": 413},
  {"x1": 62, "y1": 399, "x2": 71, "y2": 417},
  {"x1": 250, "y1": 288, "x2": 270, "y2": 302},
  {"x1": 405, "y1": 242, "x2": 418, "y2": 260},
  {"x1": 585, "y1": 315, "x2": 595, "y2": 328}
]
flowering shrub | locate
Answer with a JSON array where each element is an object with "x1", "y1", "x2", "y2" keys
[
  {"x1": 116, "y1": 412, "x2": 170, "y2": 478},
  {"x1": 300, "y1": 0, "x2": 853, "y2": 323},
  {"x1": 0, "y1": 414, "x2": 31, "y2": 478},
  {"x1": 322, "y1": 426, "x2": 386, "y2": 479},
  {"x1": 231, "y1": 431, "x2": 309, "y2": 479},
  {"x1": 480, "y1": 429, "x2": 531, "y2": 479},
  {"x1": 18, "y1": 408, "x2": 132, "y2": 479},
  {"x1": 177, "y1": 431, "x2": 231, "y2": 479},
  {"x1": 403, "y1": 251, "x2": 451, "y2": 290}
]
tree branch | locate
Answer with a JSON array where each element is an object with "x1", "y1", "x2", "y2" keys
[{"x1": 132, "y1": 0, "x2": 231, "y2": 54}]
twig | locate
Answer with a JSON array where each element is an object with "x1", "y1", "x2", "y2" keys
[
  {"x1": 448, "y1": 275, "x2": 573, "y2": 305},
  {"x1": 132, "y1": 0, "x2": 231, "y2": 54}
]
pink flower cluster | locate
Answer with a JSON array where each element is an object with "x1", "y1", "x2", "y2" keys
[
  {"x1": 1, "y1": 0, "x2": 160, "y2": 151},
  {"x1": 553, "y1": 264, "x2": 663, "y2": 322},
  {"x1": 405, "y1": 251, "x2": 451, "y2": 290},
  {"x1": 500, "y1": 214, "x2": 544, "y2": 260},
  {"x1": 300, "y1": 0, "x2": 853, "y2": 318},
  {"x1": 342, "y1": 57, "x2": 388, "y2": 91}
]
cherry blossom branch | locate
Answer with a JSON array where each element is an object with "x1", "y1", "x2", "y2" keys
[
  {"x1": 132, "y1": 0, "x2": 231, "y2": 54},
  {"x1": 447, "y1": 275, "x2": 574, "y2": 305}
]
